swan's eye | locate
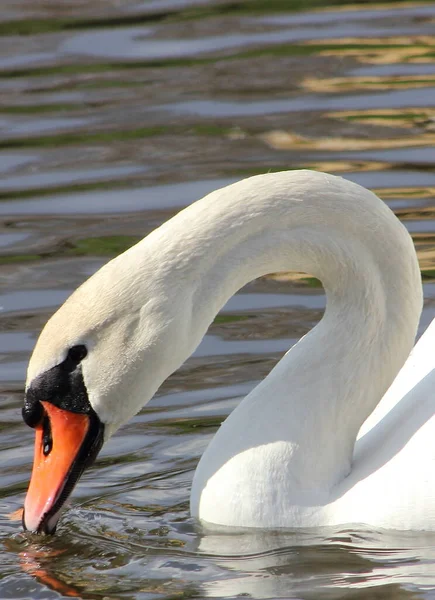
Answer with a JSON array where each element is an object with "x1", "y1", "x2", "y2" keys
[
  {"x1": 67, "y1": 345, "x2": 87, "y2": 364},
  {"x1": 62, "y1": 345, "x2": 87, "y2": 372}
]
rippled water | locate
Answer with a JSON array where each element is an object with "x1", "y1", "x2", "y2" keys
[{"x1": 1, "y1": 1, "x2": 435, "y2": 598}]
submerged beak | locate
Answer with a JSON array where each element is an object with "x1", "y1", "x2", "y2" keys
[{"x1": 23, "y1": 401, "x2": 103, "y2": 534}]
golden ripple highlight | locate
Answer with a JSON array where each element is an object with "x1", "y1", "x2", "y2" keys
[
  {"x1": 328, "y1": 108, "x2": 435, "y2": 129},
  {"x1": 260, "y1": 130, "x2": 435, "y2": 151},
  {"x1": 302, "y1": 75, "x2": 435, "y2": 93},
  {"x1": 300, "y1": 161, "x2": 390, "y2": 173},
  {"x1": 305, "y1": 37, "x2": 435, "y2": 64}
]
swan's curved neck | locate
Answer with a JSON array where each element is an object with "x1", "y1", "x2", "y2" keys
[
  {"x1": 139, "y1": 172, "x2": 421, "y2": 492},
  {"x1": 91, "y1": 172, "x2": 420, "y2": 493}
]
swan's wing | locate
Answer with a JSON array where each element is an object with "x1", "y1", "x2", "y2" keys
[{"x1": 357, "y1": 318, "x2": 435, "y2": 440}]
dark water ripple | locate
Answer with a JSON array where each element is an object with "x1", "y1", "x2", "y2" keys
[{"x1": 1, "y1": 0, "x2": 435, "y2": 598}]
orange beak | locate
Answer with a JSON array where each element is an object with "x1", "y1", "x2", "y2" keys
[{"x1": 23, "y1": 401, "x2": 102, "y2": 534}]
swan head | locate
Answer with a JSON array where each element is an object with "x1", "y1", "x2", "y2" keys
[{"x1": 21, "y1": 246, "x2": 190, "y2": 534}]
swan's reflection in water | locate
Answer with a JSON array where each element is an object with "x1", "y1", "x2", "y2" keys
[
  {"x1": 195, "y1": 526, "x2": 435, "y2": 598},
  {"x1": 7, "y1": 518, "x2": 435, "y2": 598},
  {"x1": 18, "y1": 545, "x2": 82, "y2": 598}
]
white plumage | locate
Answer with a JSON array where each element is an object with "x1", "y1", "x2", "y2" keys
[{"x1": 28, "y1": 170, "x2": 433, "y2": 530}]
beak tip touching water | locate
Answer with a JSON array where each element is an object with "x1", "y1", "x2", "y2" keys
[{"x1": 22, "y1": 507, "x2": 59, "y2": 535}]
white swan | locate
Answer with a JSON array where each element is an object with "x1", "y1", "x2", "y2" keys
[{"x1": 21, "y1": 169, "x2": 431, "y2": 535}]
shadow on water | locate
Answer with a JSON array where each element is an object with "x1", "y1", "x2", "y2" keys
[{"x1": 1, "y1": 0, "x2": 435, "y2": 598}]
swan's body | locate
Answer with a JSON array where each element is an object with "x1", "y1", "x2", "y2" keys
[{"x1": 23, "y1": 170, "x2": 432, "y2": 534}]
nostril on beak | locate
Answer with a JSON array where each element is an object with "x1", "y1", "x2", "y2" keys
[{"x1": 42, "y1": 415, "x2": 53, "y2": 456}]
